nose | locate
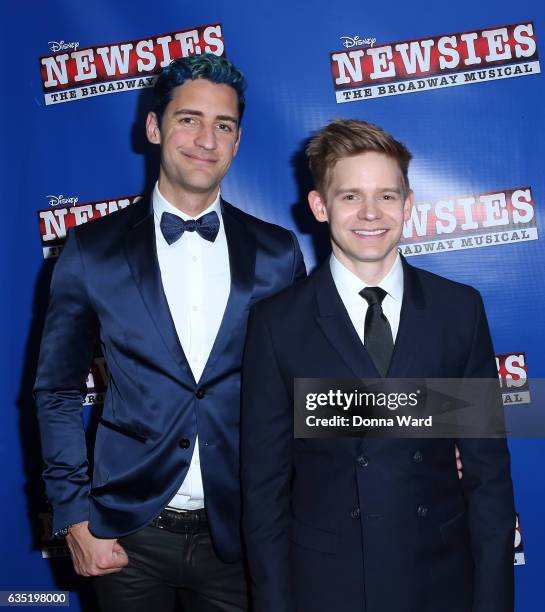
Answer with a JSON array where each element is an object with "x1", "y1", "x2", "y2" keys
[
  {"x1": 194, "y1": 123, "x2": 217, "y2": 150},
  {"x1": 357, "y1": 198, "x2": 381, "y2": 221}
]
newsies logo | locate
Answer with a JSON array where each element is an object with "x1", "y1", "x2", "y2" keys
[
  {"x1": 514, "y1": 513, "x2": 525, "y2": 565},
  {"x1": 399, "y1": 187, "x2": 538, "y2": 256},
  {"x1": 40, "y1": 23, "x2": 224, "y2": 105},
  {"x1": 496, "y1": 352, "x2": 530, "y2": 406},
  {"x1": 37, "y1": 194, "x2": 142, "y2": 258},
  {"x1": 330, "y1": 22, "x2": 539, "y2": 103},
  {"x1": 85, "y1": 355, "x2": 109, "y2": 407}
]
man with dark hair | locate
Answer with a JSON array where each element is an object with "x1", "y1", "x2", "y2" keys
[
  {"x1": 35, "y1": 53, "x2": 305, "y2": 611},
  {"x1": 241, "y1": 119, "x2": 515, "y2": 612}
]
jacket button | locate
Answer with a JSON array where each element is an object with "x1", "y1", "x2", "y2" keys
[
  {"x1": 417, "y1": 505, "x2": 428, "y2": 518},
  {"x1": 195, "y1": 388, "x2": 205, "y2": 399},
  {"x1": 412, "y1": 451, "x2": 423, "y2": 463},
  {"x1": 350, "y1": 508, "x2": 361, "y2": 520},
  {"x1": 179, "y1": 438, "x2": 190, "y2": 449},
  {"x1": 357, "y1": 455, "x2": 369, "y2": 467}
]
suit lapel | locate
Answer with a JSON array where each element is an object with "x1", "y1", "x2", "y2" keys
[
  {"x1": 314, "y1": 262, "x2": 379, "y2": 378},
  {"x1": 313, "y1": 256, "x2": 428, "y2": 378},
  {"x1": 124, "y1": 198, "x2": 196, "y2": 385},
  {"x1": 387, "y1": 256, "x2": 427, "y2": 377},
  {"x1": 199, "y1": 200, "x2": 256, "y2": 383},
  {"x1": 312, "y1": 262, "x2": 374, "y2": 453},
  {"x1": 312, "y1": 256, "x2": 427, "y2": 454}
]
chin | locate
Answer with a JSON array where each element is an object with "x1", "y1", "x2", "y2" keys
[
  {"x1": 354, "y1": 250, "x2": 387, "y2": 262},
  {"x1": 179, "y1": 178, "x2": 219, "y2": 193}
]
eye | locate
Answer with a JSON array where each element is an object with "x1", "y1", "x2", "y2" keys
[
  {"x1": 381, "y1": 193, "x2": 397, "y2": 201},
  {"x1": 343, "y1": 193, "x2": 357, "y2": 201},
  {"x1": 179, "y1": 116, "x2": 196, "y2": 125},
  {"x1": 216, "y1": 122, "x2": 233, "y2": 133}
]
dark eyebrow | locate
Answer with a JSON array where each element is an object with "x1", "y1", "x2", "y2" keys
[
  {"x1": 172, "y1": 109, "x2": 238, "y2": 126},
  {"x1": 216, "y1": 114, "x2": 238, "y2": 125},
  {"x1": 172, "y1": 109, "x2": 203, "y2": 118}
]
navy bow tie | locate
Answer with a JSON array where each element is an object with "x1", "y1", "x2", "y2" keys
[{"x1": 160, "y1": 210, "x2": 220, "y2": 244}]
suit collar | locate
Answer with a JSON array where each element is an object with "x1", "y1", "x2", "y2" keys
[
  {"x1": 198, "y1": 199, "x2": 256, "y2": 384},
  {"x1": 125, "y1": 197, "x2": 195, "y2": 385},
  {"x1": 329, "y1": 252, "x2": 404, "y2": 304},
  {"x1": 124, "y1": 196, "x2": 256, "y2": 386},
  {"x1": 385, "y1": 254, "x2": 427, "y2": 376},
  {"x1": 128, "y1": 195, "x2": 152, "y2": 228},
  {"x1": 152, "y1": 182, "x2": 222, "y2": 222},
  {"x1": 399, "y1": 253, "x2": 426, "y2": 309},
  {"x1": 314, "y1": 262, "x2": 378, "y2": 378},
  {"x1": 313, "y1": 254, "x2": 427, "y2": 379}
]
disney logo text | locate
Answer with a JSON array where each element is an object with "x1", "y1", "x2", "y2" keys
[
  {"x1": 48, "y1": 40, "x2": 80, "y2": 53},
  {"x1": 47, "y1": 195, "x2": 79, "y2": 207},
  {"x1": 340, "y1": 35, "x2": 376, "y2": 49}
]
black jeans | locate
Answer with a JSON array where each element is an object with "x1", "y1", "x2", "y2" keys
[{"x1": 94, "y1": 521, "x2": 249, "y2": 612}]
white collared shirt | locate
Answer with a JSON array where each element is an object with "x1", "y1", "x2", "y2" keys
[
  {"x1": 330, "y1": 252, "x2": 404, "y2": 345},
  {"x1": 153, "y1": 183, "x2": 230, "y2": 510}
]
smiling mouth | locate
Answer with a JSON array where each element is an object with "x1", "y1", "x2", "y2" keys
[
  {"x1": 352, "y1": 229, "x2": 387, "y2": 236},
  {"x1": 183, "y1": 152, "x2": 218, "y2": 164}
]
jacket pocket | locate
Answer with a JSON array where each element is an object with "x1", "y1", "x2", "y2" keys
[
  {"x1": 98, "y1": 417, "x2": 148, "y2": 443},
  {"x1": 440, "y1": 510, "x2": 469, "y2": 547},
  {"x1": 290, "y1": 517, "x2": 339, "y2": 555}
]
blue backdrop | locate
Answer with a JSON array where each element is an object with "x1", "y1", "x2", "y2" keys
[{"x1": 2, "y1": 0, "x2": 544, "y2": 609}]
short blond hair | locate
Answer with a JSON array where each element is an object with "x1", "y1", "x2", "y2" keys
[{"x1": 306, "y1": 119, "x2": 412, "y2": 194}]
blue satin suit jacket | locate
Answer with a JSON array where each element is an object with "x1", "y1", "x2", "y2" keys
[{"x1": 35, "y1": 197, "x2": 305, "y2": 562}]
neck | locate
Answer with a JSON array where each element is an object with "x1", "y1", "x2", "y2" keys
[
  {"x1": 333, "y1": 247, "x2": 397, "y2": 286},
  {"x1": 157, "y1": 176, "x2": 218, "y2": 217}
]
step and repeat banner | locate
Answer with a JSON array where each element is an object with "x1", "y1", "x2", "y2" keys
[{"x1": 2, "y1": 0, "x2": 544, "y2": 609}]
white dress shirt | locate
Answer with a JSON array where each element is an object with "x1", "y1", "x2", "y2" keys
[
  {"x1": 153, "y1": 183, "x2": 230, "y2": 510},
  {"x1": 330, "y1": 252, "x2": 404, "y2": 344}
]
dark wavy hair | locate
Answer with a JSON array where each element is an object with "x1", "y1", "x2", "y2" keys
[{"x1": 152, "y1": 53, "x2": 246, "y2": 126}]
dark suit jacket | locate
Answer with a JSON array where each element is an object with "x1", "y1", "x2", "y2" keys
[
  {"x1": 241, "y1": 257, "x2": 515, "y2": 611},
  {"x1": 34, "y1": 196, "x2": 305, "y2": 563}
]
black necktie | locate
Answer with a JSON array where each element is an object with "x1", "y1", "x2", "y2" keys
[
  {"x1": 359, "y1": 287, "x2": 394, "y2": 377},
  {"x1": 160, "y1": 210, "x2": 220, "y2": 245}
]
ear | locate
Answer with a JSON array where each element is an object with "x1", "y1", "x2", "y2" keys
[
  {"x1": 308, "y1": 190, "x2": 329, "y2": 223},
  {"x1": 146, "y1": 112, "x2": 161, "y2": 145},
  {"x1": 403, "y1": 189, "x2": 414, "y2": 221},
  {"x1": 232, "y1": 126, "x2": 242, "y2": 157}
]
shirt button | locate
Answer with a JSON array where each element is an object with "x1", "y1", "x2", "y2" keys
[
  {"x1": 417, "y1": 505, "x2": 428, "y2": 518},
  {"x1": 350, "y1": 508, "x2": 361, "y2": 520},
  {"x1": 195, "y1": 389, "x2": 205, "y2": 399},
  {"x1": 179, "y1": 438, "x2": 190, "y2": 449},
  {"x1": 357, "y1": 455, "x2": 369, "y2": 467},
  {"x1": 192, "y1": 305, "x2": 198, "y2": 312},
  {"x1": 192, "y1": 256, "x2": 198, "y2": 262},
  {"x1": 412, "y1": 451, "x2": 423, "y2": 463}
]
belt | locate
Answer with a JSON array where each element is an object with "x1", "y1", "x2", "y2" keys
[{"x1": 150, "y1": 508, "x2": 208, "y2": 534}]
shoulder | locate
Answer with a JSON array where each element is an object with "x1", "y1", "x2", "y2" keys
[
  {"x1": 222, "y1": 200, "x2": 298, "y2": 247},
  {"x1": 251, "y1": 267, "x2": 315, "y2": 319},
  {"x1": 405, "y1": 260, "x2": 484, "y2": 317},
  {"x1": 72, "y1": 197, "x2": 149, "y2": 245},
  {"x1": 417, "y1": 269, "x2": 481, "y2": 297}
]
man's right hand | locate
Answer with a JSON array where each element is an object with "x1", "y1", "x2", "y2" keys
[{"x1": 65, "y1": 521, "x2": 129, "y2": 577}]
